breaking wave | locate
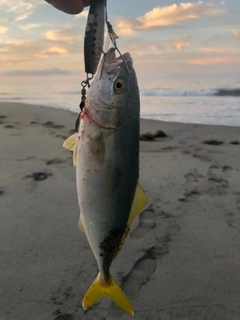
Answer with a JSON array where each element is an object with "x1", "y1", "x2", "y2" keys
[
  {"x1": 56, "y1": 88, "x2": 240, "y2": 97},
  {"x1": 140, "y1": 88, "x2": 240, "y2": 97}
]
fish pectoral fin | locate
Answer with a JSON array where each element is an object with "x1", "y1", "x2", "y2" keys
[
  {"x1": 82, "y1": 273, "x2": 134, "y2": 315},
  {"x1": 63, "y1": 133, "x2": 78, "y2": 166},
  {"x1": 63, "y1": 133, "x2": 78, "y2": 150},
  {"x1": 127, "y1": 183, "x2": 148, "y2": 227},
  {"x1": 78, "y1": 216, "x2": 85, "y2": 233}
]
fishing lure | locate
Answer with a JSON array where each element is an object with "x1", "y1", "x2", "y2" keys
[{"x1": 84, "y1": 0, "x2": 106, "y2": 77}]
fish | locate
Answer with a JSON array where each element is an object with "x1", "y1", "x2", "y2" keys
[
  {"x1": 63, "y1": 47, "x2": 148, "y2": 315},
  {"x1": 84, "y1": 0, "x2": 106, "y2": 76}
]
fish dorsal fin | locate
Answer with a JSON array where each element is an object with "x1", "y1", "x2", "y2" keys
[
  {"x1": 127, "y1": 184, "x2": 148, "y2": 227},
  {"x1": 78, "y1": 216, "x2": 85, "y2": 233},
  {"x1": 63, "y1": 133, "x2": 78, "y2": 166}
]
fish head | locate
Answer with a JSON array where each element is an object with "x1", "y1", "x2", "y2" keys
[{"x1": 86, "y1": 47, "x2": 139, "y2": 129}]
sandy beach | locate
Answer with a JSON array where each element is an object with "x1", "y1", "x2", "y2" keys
[{"x1": 1, "y1": 101, "x2": 240, "y2": 320}]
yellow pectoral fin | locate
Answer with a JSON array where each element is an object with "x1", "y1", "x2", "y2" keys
[
  {"x1": 63, "y1": 133, "x2": 78, "y2": 166},
  {"x1": 63, "y1": 133, "x2": 78, "y2": 150},
  {"x1": 127, "y1": 183, "x2": 148, "y2": 227},
  {"x1": 82, "y1": 273, "x2": 134, "y2": 315}
]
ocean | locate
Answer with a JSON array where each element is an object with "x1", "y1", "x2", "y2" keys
[{"x1": 0, "y1": 74, "x2": 239, "y2": 127}]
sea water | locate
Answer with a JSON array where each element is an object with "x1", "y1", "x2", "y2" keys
[{"x1": 0, "y1": 74, "x2": 239, "y2": 127}]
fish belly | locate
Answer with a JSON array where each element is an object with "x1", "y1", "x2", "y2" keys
[{"x1": 76, "y1": 116, "x2": 139, "y2": 269}]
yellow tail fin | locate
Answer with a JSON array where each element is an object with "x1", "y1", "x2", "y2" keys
[{"x1": 82, "y1": 273, "x2": 134, "y2": 315}]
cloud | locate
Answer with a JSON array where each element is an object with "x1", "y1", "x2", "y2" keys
[
  {"x1": 0, "y1": 25, "x2": 83, "y2": 68},
  {"x1": 115, "y1": 18, "x2": 137, "y2": 36},
  {"x1": 4, "y1": 68, "x2": 73, "y2": 76},
  {"x1": 149, "y1": 45, "x2": 157, "y2": 52},
  {"x1": 46, "y1": 27, "x2": 80, "y2": 42},
  {"x1": 115, "y1": 2, "x2": 225, "y2": 35},
  {"x1": 164, "y1": 35, "x2": 191, "y2": 51},
  {"x1": 46, "y1": 46, "x2": 68, "y2": 55},
  {"x1": 121, "y1": 35, "x2": 191, "y2": 57},
  {"x1": 188, "y1": 56, "x2": 240, "y2": 65},
  {"x1": 232, "y1": 29, "x2": 240, "y2": 37},
  {"x1": 1, "y1": 1, "x2": 39, "y2": 21},
  {"x1": 0, "y1": 24, "x2": 7, "y2": 34},
  {"x1": 0, "y1": 15, "x2": 13, "y2": 33},
  {"x1": 19, "y1": 23, "x2": 43, "y2": 31},
  {"x1": 200, "y1": 46, "x2": 240, "y2": 53},
  {"x1": 0, "y1": 35, "x2": 82, "y2": 72},
  {"x1": 201, "y1": 35, "x2": 228, "y2": 47},
  {"x1": 138, "y1": 2, "x2": 224, "y2": 29}
]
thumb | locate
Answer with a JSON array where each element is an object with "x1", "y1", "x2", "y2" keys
[{"x1": 45, "y1": 0, "x2": 87, "y2": 14}]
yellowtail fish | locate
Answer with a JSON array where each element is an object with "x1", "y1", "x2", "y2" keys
[{"x1": 63, "y1": 48, "x2": 147, "y2": 315}]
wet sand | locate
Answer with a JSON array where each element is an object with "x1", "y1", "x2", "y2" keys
[{"x1": 1, "y1": 101, "x2": 240, "y2": 320}]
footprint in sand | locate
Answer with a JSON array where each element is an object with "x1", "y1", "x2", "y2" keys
[
  {"x1": 122, "y1": 205, "x2": 171, "y2": 297},
  {"x1": 25, "y1": 172, "x2": 52, "y2": 181},
  {"x1": 222, "y1": 165, "x2": 233, "y2": 173},
  {"x1": 179, "y1": 169, "x2": 204, "y2": 202},
  {"x1": 178, "y1": 191, "x2": 200, "y2": 202},
  {"x1": 184, "y1": 170, "x2": 204, "y2": 183},
  {"x1": 108, "y1": 206, "x2": 174, "y2": 316},
  {"x1": 180, "y1": 165, "x2": 232, "y2": 201},
  {"x1": 225, "y1": 212, "x2": 236, "y2": 229},
  {"x1": 130, "y1": 207, "x2": 156, "y2": 239},
  {"x1": 121, "y1": 234, "x2": 171, "y2": 297},
  {"x1": 46, "y1": 158, "x2": 65, "y2": 165},
  {"x1": 109, "y1": 236, "x2": 172, "y2": 317},
  {"x1": 0, "y1": 115, "x2": 6, "y2": 124},
  {"x1": 53, "y1": 312, "x2": 74, "y2": 320},
  {"x1": 121, "y1": 247, "x2": 158, "y2": 297},
  {"x1": 207, "y1": 165, "x2": 229, "y2": 196}
]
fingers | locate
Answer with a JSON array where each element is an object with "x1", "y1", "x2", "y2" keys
[
  {"x1": 45, "y1": 0, "x2": 90, "y2": 14},
  {"x1": 83, "y1": 0, "x2": 91, "y2": 7}
]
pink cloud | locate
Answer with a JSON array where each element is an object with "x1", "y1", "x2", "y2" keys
[
  {"x1": 232, "y1": 29, "x2": 240, "y2": 37},
  {"x1": 137, "y1": 1, "x2": 224, "y2": 29},
  {"x1": 200, "y1": 47, "x2": 240, "y2": 53},
  {"x1": 188, "y1": 56, "x2": 240, "y2": 65},
  {"x1": 115, "y1": 2, "x2": 225, "y2": 35},
  {"x1": 0, "y1": 24, "x2": 7, "y2": 34}
]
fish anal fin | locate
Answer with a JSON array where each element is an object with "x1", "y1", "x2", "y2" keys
[
  {"x1": 82, "y1": 273, "x2": 133, "y2": 315},
  {"x1": 63, "y1": 133, "x2": 79, "y2": 166},
  {"x1": 73, "y1": 142, "x2": 78, "y2": 166},
  {"x1": 127, "y1": 184, "x2": 148, "y2": 227}
]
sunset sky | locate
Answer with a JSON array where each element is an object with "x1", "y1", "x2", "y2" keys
[{"x1": 0, "y1": 0, "x2": 239, "y2": 88}]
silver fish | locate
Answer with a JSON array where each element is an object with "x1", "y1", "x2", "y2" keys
[
  {"x1": 63, "y1": 48, "x2": 147, "y2": 315},
  {"x1": 84, "y1": 0, "x2": 106, "y2": 76}
]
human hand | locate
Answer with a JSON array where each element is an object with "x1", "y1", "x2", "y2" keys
[{"x1": 45, "y1": 0, "x2": 91, "y2": 14}]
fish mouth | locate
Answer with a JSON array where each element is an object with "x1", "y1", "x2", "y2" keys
[{"x1": 103, "y1": 48, "x2": 132, "y2": 75}]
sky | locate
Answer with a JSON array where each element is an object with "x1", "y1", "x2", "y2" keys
[{"x1": 0, "y1": 0, "x2": 240, "y2": 89}]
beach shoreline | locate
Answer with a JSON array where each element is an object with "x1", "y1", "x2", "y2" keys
[{"x1": 1, "y1": 101, "x2": 240, "y2": 320}]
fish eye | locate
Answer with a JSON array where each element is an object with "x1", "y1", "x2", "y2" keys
[{"x1": 113, "y1": 78, "x2": 125, "y2": 94}]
